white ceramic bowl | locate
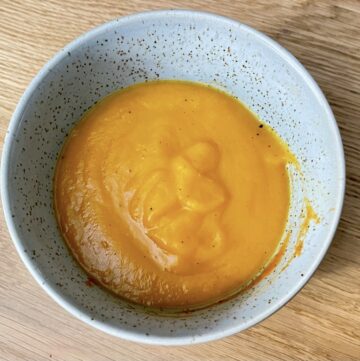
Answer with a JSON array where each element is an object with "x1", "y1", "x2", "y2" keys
[{"x1": 1, "y1": 10, "x2": 345, "y2": 345}]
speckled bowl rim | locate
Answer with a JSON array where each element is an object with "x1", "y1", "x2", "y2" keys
[{"x1": 1, "y1": 10, "x2": 345, "y2": 345}]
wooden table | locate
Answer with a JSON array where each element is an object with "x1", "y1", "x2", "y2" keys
[{"x1": 0, "y1": 1, "x2": 359, "y2": 360}]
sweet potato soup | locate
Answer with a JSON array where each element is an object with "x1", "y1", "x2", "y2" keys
[{"x1": 54, "y1": 81, "x2": 294, "y2": 308}]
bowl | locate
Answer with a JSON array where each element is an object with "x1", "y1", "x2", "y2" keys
[{"x1": 0, "y1": 10, "x2": 345, "y2": 345}]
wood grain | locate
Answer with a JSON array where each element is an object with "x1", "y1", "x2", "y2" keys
[{"x1": 0, "y1": 0, "x2": 359, "y2": 360}]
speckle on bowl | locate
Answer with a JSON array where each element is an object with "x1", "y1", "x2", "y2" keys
[{"x1": 0, "y1": 10, "x2": 345, "y2": 345}]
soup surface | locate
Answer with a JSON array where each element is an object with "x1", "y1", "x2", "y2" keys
[{"x1": 54, "y1": 81, "x2": 293, "y2": 308}]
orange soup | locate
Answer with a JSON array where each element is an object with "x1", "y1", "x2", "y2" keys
[{"x1": 54, "y1": 81, "x2": 293, "y2": 308}]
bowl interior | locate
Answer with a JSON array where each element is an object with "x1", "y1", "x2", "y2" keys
[{"x1": 1, "y1": 11, "x2": 344, "y2": 344}]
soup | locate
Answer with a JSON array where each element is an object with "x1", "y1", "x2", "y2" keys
[{"x1": 54, "y1": 81, "x2": 294, "y2": 308}]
